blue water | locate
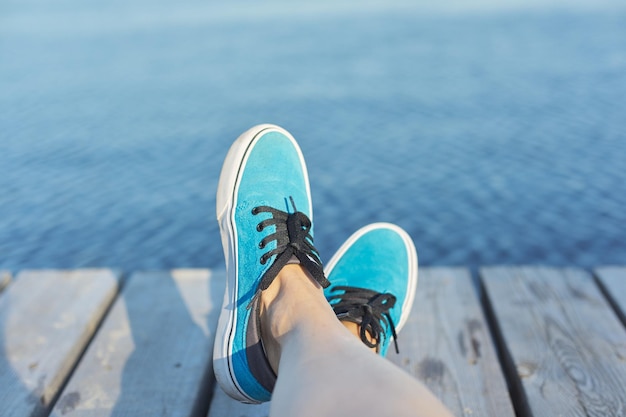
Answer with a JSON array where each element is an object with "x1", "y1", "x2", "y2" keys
[{"x1": 1, "y1": 1, "x2": 626, "y2": 271}]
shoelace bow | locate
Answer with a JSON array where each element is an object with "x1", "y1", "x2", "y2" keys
[
  {"x1": 328, "y1": 286, "x2": 400, "y2": 354},
  {"x1": 248, "y1": 197, "x2": 329, "y2": 309}
]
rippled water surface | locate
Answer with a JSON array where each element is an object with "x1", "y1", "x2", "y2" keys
[{"x1": 1, "y1": 1, "x2": 625, "y2": 270}]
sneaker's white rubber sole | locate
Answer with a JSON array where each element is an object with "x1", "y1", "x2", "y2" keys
[{"x1": 213, "y1": 124, "x2": 311, "y2": 403}]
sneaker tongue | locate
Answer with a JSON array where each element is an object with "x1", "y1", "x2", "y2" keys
[{"x1": 286, "y1": 255, "x2": 300, "y2": 265}]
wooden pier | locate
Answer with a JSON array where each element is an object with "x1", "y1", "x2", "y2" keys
[{"x1": 1, "y1": 266, "x2": 625, "y2": 417}]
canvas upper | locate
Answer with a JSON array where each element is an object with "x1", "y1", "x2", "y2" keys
[{"x1": 324, "y1": 223, "x2": 418, "y2": 356}]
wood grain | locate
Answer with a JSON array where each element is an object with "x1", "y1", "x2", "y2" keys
[
  {"x1": 50, "y1": 269, "x2": 225, "y2": 417},
  {"x1": 0, "y1": 269, "x2": 121, "y2": 417},
  {"x1": 595, "y1": 267, "x2": 626, "y2": 326},
  {"x1": 387, "y1": 267, "x2": 516, "y2": 417},
  {"x1": 481, "y1": 267, "x2": 626, "y2": 417}
]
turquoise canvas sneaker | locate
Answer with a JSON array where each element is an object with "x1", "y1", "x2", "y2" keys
[
  {"x1": 213, "y1": 124, "x2": 329, "y2": 404},
  {"x1": 324, "y1": 223, "x2": 418, "y2": 356}
]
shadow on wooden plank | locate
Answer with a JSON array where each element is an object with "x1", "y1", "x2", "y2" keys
[
  {"x1": 51, "y1": 269, "x2": 225, "y2": 417},
  {"x1": 481, "y1": 266, "x2": 626, "y2": 417},
  {"x1": 208, "y1": 384, "x2": 270, "y2": 417},
  {"x1": 0, "y1": 269, "x2": 121, "y2": 417}
]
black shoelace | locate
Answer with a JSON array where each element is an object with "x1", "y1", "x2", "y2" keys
[
  {"x1": 327, "y1": 286, "x2": 400, "y2": 354},
  {"x1": 248, "y1": 197, "x2": 329, "y2": 309}
]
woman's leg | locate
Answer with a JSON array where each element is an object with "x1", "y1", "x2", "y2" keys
[{"x1": 261, "y1": 265, "x2": 454, "y2": 417}]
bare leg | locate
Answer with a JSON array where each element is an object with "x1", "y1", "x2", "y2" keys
[{"x1": 261, "y1": 265, "x2": 454, "y2": 417}]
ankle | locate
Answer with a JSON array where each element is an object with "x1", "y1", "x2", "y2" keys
[
  {"x1": 261, "y1": 265, "x2": 324, "y2": 338},
  {"x1": 259, "y1": 265, "x2": 328, "y2": 372}
]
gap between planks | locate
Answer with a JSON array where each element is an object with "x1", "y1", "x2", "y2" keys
[
  {"x1": 50, "y1": 269, "x2": 225, "y2": 417},
  {"x1": 595, "y1": 267, "x2": 626, "y2": 327},
  {"x1": 0, "y1": 269, "x2": 121, "y2": 417},
  {"x1": 481, "y1": 266, "x2": 626, "y2": 417}
]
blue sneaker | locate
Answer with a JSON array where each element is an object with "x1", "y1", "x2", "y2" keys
[
  {"x1": 213, "y1": 124, "x2": 329, "y2": 404},
  {"x1": 324, "y1": 223, "x2": 418, "y2": 356}
]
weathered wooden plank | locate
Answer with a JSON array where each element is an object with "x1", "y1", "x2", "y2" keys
[
  {"x1": 0, "y1": 270, "x2": 11, "y2": 292},
  {"x1": 481, "y1": 267, "x2": 626, "y2": 417},
  {"x1": 595, "y1": 267, "x2": 626, "y2": 326},
  {"x1": 387, "y1": 267, "x2": 516, "y2": 417},
  {"x1": 0, "y1": 269, "x2": 121, "y2": 417},
  {"x1": 51, "y1": 269, "x2": 225, "y2": 417}
]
